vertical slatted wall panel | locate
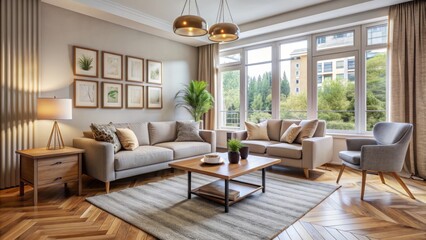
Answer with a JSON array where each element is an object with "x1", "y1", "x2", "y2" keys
[{"x1": 0, "y1": 0, "x2": 39, "y2": 189}]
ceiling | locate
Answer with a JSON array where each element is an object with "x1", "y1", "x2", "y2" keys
[{"x1": 42, "y1": 0, "x2": 412, "y2": 47}]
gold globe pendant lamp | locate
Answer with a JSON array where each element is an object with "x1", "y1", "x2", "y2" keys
[
  {"x1": 209, "y1": 0, "x2": 240, "y2": 43},
  {"x1": 173, "y1": 0, "x2": 208, "y2": 37}
]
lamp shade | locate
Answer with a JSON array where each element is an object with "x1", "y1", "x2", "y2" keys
[
  {"x1": 37, "y1": 98, "x2": 72, "y2": 120},
  {"x1": 173, "y1": 15, "x2": 208, "y2": 37},
  {"x1": 208, "y1": 22, "x2": 239, "y2": 42}
]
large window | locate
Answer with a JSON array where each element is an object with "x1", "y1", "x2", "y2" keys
[
  {"x1": 246, "y1": 47, "x2": 272, "y2": 123},
  {"x1": 217, "y1": 22, "x2": 388, "y2": 134},
  {"x1": 280, "y1": 40, "x2": 308, "y2": 119}
]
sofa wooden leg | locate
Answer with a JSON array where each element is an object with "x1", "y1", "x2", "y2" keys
[
  {"x1": 378, "y1": 172, "x2": 386, "y2": 184},
  {"x1": 336, "y1": 164, "x2": 345, "y2": 184},
  {"x1": 391, "y1": 172, "x2": 415, "y2": 199},
  {"x1": 303, "y1": 169, "x2": 309, "y2": 179},
  {"x1": 361, "y1": 170, "x2": 367, "y2": 200},
  {"x1": 105, "y1": 181, "x2": 110, "y2": 194}
]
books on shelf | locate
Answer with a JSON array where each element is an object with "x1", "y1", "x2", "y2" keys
[{"x1": 197, "y1": 181, "x2": 240, "y2": 201}]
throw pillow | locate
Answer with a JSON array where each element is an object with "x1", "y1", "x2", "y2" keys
[
  {"x1": 294, "y1": 119, "x2": 319, "y2": 144},
  {"x1": 245, "y1": 121, "x2": 270, "y2": 140},
  {"x1": 175, "y1": 121, "x2": 204, "y2": 142},
  {"x1": 280, "y1": 123, "x2": 302, "y2": 143},
  {"x1": 90, "y1": 123, "x2": 122, "y2": 153},
  {"x1": 116, "y1": 128, "x2": 139, "y2": 150}
]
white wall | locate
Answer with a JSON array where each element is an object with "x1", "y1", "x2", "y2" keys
[{"x1": 37, "y1": 3, "x2": 198, "y2": 147}]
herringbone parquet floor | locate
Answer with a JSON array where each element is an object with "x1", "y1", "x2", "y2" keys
[{"x1": 1, "y1": 165, "x2": 425, "y2": 240}]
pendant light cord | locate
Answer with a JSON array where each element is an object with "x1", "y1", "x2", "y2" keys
[
  {"x1": 214, "y1": 0, "x2": 234, "y2": 24},
  {"x1": 180, "y1": 0, "x2": 202, "y2": 16}
]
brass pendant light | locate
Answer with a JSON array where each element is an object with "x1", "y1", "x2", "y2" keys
[
  {"x1": 209, "y1": 0, "x2": 240, "y2": 43},
  {"x1": 173, "y1": 0, "x2": 208, "y2": 37}
]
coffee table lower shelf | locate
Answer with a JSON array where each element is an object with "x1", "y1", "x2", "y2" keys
[{"x1": 191, "y1": 179, "x2": 263, "y2": 206}]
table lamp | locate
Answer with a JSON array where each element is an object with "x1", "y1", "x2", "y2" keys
[{"x1": 37, "y1": 97, "x2": 72, "y2": 150}]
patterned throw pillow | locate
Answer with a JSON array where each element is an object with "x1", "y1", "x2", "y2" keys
[
  {"x1": 90, "y1": 123, "x2": 122, "y2": 153},
  {"x1": 175, "y1": 121, "x2": 204, "y2": 142},
  {"x1": 245, "y1": 121, "x2": 270, "y2": 140},
  {"x1": 280, "y1": 123, "x2": 302, "y2": 143},
  {"x1": 294, "y1": 119, "x2": 319, "y2": 144}
]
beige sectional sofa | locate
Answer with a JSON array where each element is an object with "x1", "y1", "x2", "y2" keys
[
  {"x1": 232, "y1": 120, "x2": 332, "y2": 178},
  {"x1": 73, "y1": 121, "x2": 215, "y2": 193}
]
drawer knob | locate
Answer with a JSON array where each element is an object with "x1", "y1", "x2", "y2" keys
[
  {"x1": 54, "y1": 177, "x2": 62, "y2": 181},
  {"x1": 53, "y1": 161, "x2": 62, "y2": 165}
]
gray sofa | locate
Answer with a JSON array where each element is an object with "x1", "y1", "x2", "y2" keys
[
  {"x1": 73, "y1": 121, "x2": 216, "y2": 193},
  {"x1": 232, "y1": 120, "x2": 332, "y2": 178}
]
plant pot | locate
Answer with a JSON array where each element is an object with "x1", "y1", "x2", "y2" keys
[
  {"x1": 239, "y1": 146, "x2": 249, "y2": 159},
  {"x1": 228, "y1": 151, "x2": 240, "y2": 164}
]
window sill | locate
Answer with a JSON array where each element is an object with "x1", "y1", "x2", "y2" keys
[{"x1": 327, "y1": 132, "x2": 374, "y2": 139}]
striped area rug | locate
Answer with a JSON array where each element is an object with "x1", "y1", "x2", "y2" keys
[{"x1": 87, "y1": 172, "x2": 339, "y2": 240}]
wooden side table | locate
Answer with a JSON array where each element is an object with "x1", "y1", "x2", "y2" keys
[{"x1": 16, "y1": 147, "x2": 85, "y2": 205}]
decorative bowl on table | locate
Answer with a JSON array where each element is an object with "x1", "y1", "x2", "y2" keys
[{"x1": 201, "y1": 154, "x2": 224, "y2": 164}]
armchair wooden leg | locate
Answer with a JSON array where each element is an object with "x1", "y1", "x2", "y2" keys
[
  {"x1": 361, "y1": 170, "x2": 367, "y2": 200},
  {"x1": 378, "y1": 172, "x2": 386, "y2": 184},
  {"x1": 336, "y1": 165, "x2": 346, "y2": 184},
  {"x1": 391, "y1": 172, "x2": 415, "y2": 199},
  {"x1": 105, "y1": 181, "x2": 110, "y2": 194},
  {"x1": 303, "y1": 169, "x2": 309, "y2": 179}
]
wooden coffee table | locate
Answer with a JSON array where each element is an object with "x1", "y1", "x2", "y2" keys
[{"x1": 169, "y1": 153, "x2": 280, "y2": 212}]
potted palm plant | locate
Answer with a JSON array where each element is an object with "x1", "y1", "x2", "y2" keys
[
  {"x1": 175, "y1": 80, "x2": 214, "y2": 128},
  {"x1": 227, "y1": 139, "x2": 243, "y2": 164}
]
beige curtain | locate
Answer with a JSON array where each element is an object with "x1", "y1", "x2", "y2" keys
[
  {"x1": 389, "y1": 0, "x2": 426, "y2": 179},
  {"x1": 0, "y1": 0, "x2": 39, "y2": 188},
  {"x1": 198, "y1": 43, "x2": 219, "y2": 130}
]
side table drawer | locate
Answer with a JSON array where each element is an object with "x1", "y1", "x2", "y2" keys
[
  {"x1": 38, "y1": 156, "x2": 78, "y2": 186},
  {"x1": 38, "y1": 155, "x2": 77, "y2": 167}
]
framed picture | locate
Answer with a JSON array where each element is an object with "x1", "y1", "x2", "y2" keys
[
  {"x1": 102, "y1": 82, "x2": 123, "y2": 108},
  {"x1": 102, "y1": 51, "x2": 123, "y2": 80},
  {"x1": 74, "y1": 79, "x2": 98, "y2": 108},
  {"x1": 126, "y1": 85, "x2": 144, "y2": 109},
  {"x1": 147, "y1": 86, "x2": 162, "y2": 109},
  {"x1": 126, "y1": 56, "x2": 144, "y2": 82},
  {"x1": 73, "y1": 46, "x2": 98, "y2": 78},
  {"x1": 147, "y1": 60, "x2": 162, "y2": 84}
]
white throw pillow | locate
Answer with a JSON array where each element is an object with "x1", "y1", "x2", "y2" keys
[
  {"x1": 280, "y1": 123, "x2": 302, "y2": 143},
  {"x1": 245, "y1": 121, "x2": 270, "y2": 140}
]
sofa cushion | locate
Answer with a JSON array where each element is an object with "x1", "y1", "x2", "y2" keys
[
  {"x1": 113, "y1": 122, "x2": 150, "y2": 146},
  {"x1": 280, "y1": 123, "x2": 302, "y2": 143},
  {"x1": 339, "y1": 151, "x2": 361, "y2": 165},
  {"x1": 241, "y1": 140, "x2": 279, "y2": 154},
  {"x1": 90, "y1": 123, "x2": 122, "y2": 153},
  {"x1": 175, "y1": 121, "x2": 204, "y2": 142},
  {"x1": 295, "y1": 119, "x2": 319, "y2": 144},
  {"x1": 280, "y1": 120, "x2": 301, "y2": 137},
  {"x1": 155, "y1": 142, "x2": 211, "y2": 159},
  {"x1": 245, "y1": 121, "x2": 270, "y2": 140},
  {"x1": 148, "y1": 121, "x2": 177, "y2": 145},
  {"x1": 114, "y1": 146, "x2": 173, "y2": 171},
  {"x1": 266, "y1": 143, "x2": 303, "y2": 159},
  {"x1": 116, "y1": 128, "x2": 139, "y2": 150},
  {"x1": 267, "y1": 119, "x2": 282, "y2": 141}
]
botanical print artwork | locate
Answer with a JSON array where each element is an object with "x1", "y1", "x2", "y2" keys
[
  {"x1": 102, "y1": 82, "x2": 122, "y2": 108},
  {"x1": 102, "y1": 52, "x2": 122, "y2": 80},
  {"x1": 74, "y1": 46, "x2": 98, "y2": 77},
  {"x1": 147, "y1": 60, "x2": 162, "y2": 84},
  {"x1": 74, "y1": 79, "x2": 98, "y2": 108},
  {"x1": 107, "y1": 86, "x2": 119, "y2": 103},
  {"x1": 126, "y1": 85, "x2": 143, "y2": 108},
  {"x1": 147, "y1": 86, "x2": 162, "y2": 109},
  {"x1": 127, "y1": 57, "x2": 143, "y2": 82}
]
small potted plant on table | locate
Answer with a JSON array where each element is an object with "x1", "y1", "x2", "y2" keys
[{"x1": 227, "y1": 139, "x2": 243, "y2": 164}]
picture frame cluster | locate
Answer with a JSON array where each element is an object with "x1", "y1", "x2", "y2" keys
[{"x1": 73, "y1": 46, "x2": 163, "y2": 109}]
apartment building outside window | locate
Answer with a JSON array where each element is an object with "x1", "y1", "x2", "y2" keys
[{"x1": 218, "y1": 22, "x2": 388, "y2": 133}]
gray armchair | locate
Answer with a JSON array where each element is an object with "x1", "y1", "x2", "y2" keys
[{"x1": 336, "y1": 122, "x2": 415, "y2": 200}]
